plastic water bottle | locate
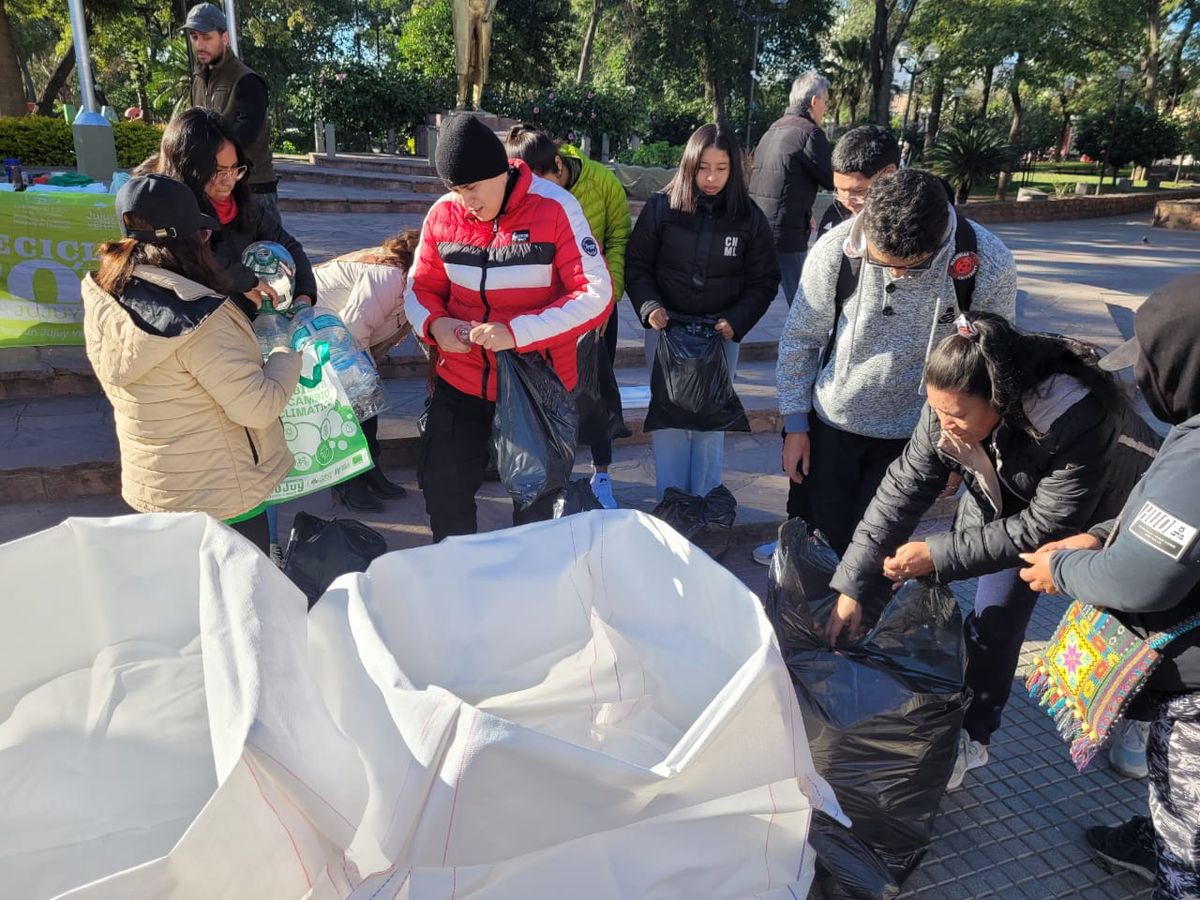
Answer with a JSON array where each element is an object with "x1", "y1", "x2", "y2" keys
[
  {"x1": 241, "y1": 241, "x2": 297, "y2": 310},
  {"x1": 290, "y1": 306, "x2": 386, "y2": 421},
  {"x1": 253, "y1": 298, "x2": 291, "y2": 360}
]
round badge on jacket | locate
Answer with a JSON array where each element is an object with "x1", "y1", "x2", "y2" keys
[
  {"x1": 581, "y1": 236, "x2": 599, "y2": 257},
  {"x1": 949, "y1": 251, "x2": 979, "y2": 281}
]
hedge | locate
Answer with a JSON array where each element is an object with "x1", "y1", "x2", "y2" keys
[{"x1": 0, "y1": 116, "x2": 164, "y2": 170}]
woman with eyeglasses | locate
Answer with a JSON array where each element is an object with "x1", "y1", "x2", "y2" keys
[
  {"x1": 821, "y1": 312, "x2": 1160, "y2": 792},
  {"x1": 158, "y1": 108, "x2": 317, "y2": 317},
  {"x1": 81, "y1": 175, "x2": 301, "y2": 554}
]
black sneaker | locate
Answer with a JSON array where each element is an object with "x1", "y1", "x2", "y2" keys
[{"x1": 1085, "y1": 816, "x2": 1156, "y2": 883}]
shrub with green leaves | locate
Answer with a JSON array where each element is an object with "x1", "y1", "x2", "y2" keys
[
  {"x1": 626, "y1": 141, "x2": 683, "y2": 168},
  {"x1": 928, "y1": 124, "x2": 1013, "y2": 203},
  {"x1": 114, "y1": 122, "x2": 164, "y2": 169},
  {"x1": 490, "y1": 83, "x2": 638, "y2": 153},
  {"x1": 0, "y1": 117, "x2": 164, "y2": 171},
  {"x1": 0, "y1": 116, "x2": 75, "y2": 166}
]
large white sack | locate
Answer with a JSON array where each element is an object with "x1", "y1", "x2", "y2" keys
[
  {"x1": 0, "y1": 513, "x2": 365, "y2": 899},
  {"x1": 308, "y1": 510, "x2": 843, "y2": 898}
]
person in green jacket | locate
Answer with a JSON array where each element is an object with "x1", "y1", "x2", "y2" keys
[{"x1": 504, "y1": 125, "x2": 632, "y2": 509}]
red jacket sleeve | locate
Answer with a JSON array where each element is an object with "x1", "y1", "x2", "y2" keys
[
  {"x1": 403, "y1": 202, "x2": 453, "y2": 344},
  {"x1": 506, "y1": 187, "x2": 613, "y2": 353}
]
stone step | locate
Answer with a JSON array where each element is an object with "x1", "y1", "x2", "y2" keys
[
  {"x1": 0, "y1": 336, "x2": 784, "y2": 400},
  {"x1": 301, "y1": 153, "x2": 437, "y2": 176},
  {"x1": 275, "y1": 162, "x2": 445, "y2": 195},
  {"x1": 277, "y1": 180, "x2": 435, "y2": 215},
  {"x1": 0, "y1": 359, "x2": 784, "y2": 503}
]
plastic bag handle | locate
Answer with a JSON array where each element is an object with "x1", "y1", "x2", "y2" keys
[{"x1": 297, "y1": 341, "x2": 331, "y2": 389}]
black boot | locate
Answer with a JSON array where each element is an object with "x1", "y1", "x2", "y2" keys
[
  {"x1": 334, "y1": 477, "x2": 383, "y2": 512},
  {"x1": 1085, "y1": 817, "x2": 1157, "y2": 883},
  {"x1": 365, "y1": 467, "x2": 407, "y2": 498}
]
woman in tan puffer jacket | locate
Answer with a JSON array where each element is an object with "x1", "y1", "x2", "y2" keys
[{"x1": 81, "y1": 174, "x2": 301, "y2": 552}]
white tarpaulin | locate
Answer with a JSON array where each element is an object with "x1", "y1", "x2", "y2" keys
[{"x1": 0, "y1": 510, "x2": 841, "y2": 899}]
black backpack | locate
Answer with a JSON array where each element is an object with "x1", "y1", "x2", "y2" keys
[{"x1": 821, "y1": 216, "x2": 979, "y2": 367}]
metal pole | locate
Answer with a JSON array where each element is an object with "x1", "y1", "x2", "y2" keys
[
  {"x1": 66, "y1": 0, "x2": 98, "y2": 113},
  {"x1": 903, "y1": 65, "x2": 917, "y2": 132},
  {"x1": 745, "y1": 17, "x2": 762, "y2": 149},
  {"x1": 223, "y1": 0, "x2": 240, "y2": 56}
]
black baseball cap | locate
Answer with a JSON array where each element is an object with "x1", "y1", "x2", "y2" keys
[
  {"x1": 116, "y1": 175, "x2": 219, "y2": 243},
  {"x1": 181, "y1": 3, "x2": 228, "y2": 33}
]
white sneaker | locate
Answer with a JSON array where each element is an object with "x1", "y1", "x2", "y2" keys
[
  {"x1": 753, "y1": 541, "x2": 777, "y2": 566},
  {"x1": 946, "y1": 730, "x2": 989, "y2": 791},
  {"x1": 590, "y1": 472, "x2": 618, "y2": 510},
  {"x1": 269, "y1": 543, "x2": 284, "y2": 568},
  {"x1": 1109, "y1": 719, "x2": 1150, "y2": 779}
]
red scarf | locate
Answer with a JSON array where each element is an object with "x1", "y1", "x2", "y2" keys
[{"x1": 210, "y1": 194, "x2": 237, "y2": 225}]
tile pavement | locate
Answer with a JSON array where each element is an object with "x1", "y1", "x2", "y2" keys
[{"x1": 724, "y1": 536, "x2": 1155, "y2": 900}]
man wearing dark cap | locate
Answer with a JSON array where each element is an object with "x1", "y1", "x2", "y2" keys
[
  {"x1": 182, "y1": 3, "x2": 278, "y2": 225},
  {"x1": 404, "y1": 114, "x2": 614, "y2": 541},
  {"x1": 1020, "y1": 275, "x2": 1200, "y2": 897}
]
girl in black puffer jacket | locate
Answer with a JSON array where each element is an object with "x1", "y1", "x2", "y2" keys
[
  {"x1": 625, "y1": 124, "x2": 780, "y2": 500},
  {"x1": 823, "y1": 312, "x2": 1161, "y2": 790}
]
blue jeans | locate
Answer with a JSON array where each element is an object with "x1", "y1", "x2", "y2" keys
[
  {"x1": 644, "y1": 329, "x2": 740, "y2": 500},
  {"x1": 777, "y1": 250, "x2": 806, "y2": 306}
]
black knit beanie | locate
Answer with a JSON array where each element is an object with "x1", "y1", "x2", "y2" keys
[{"x1": 436, "y1": 115, "x2": 509, "y2": 186}]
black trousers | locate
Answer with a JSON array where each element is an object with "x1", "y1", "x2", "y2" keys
[
  {"x1": 345, "y1": 415, "x2": 381, "y2": 488},
  {"x1": 421, "y1": 378, "x2": 557, "y2": 542},
  {"x1": 785, "y1": 415, "x2": 909, "y2": 556},
  {"x1": 228, "y1": 511, "x2": 271, "y2": 554},
  {"x1": 589, "y1": 308, "x2": 619, "y2": 468}
]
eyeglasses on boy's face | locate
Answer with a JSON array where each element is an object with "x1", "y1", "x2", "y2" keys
[{"x1": 864, "y1": 243, "x2": 935, "y2": 276}]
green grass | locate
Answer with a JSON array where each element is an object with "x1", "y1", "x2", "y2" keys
[{"x1": 965, "y1": 171, "x2": 1196, "y2": 199}]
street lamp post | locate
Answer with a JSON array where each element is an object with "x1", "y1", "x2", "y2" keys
[
  {"x1": 741, "y1": 0, "x2": 789, "y2": 149},
  {"x1": 1101, "y1": 64, "x2": 1134, "y2": 192},
  {"x1": 1057, "y1": 75, "x2": 1076, "y2": 161},
  {"x1": 949, "y1": 87, "x2": 964, "y2": 124}
]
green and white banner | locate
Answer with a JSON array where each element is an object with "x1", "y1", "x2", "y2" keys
[
  {"x1": 267, "y1": 343, "x2": 373, "y2": 504},
  {"x1": 0, "y1": 191, "x2": 119, "y2": 347}
]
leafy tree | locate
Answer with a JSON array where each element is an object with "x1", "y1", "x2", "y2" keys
[
  {"x1": 0, "y1": 0, "x2": 25, "y2": 115},
  {"x1": 1075, "y1": 104, "x2": 1182, "y2": 177}
]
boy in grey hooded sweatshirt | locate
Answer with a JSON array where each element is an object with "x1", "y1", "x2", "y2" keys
[{"x1": 775, "y1": 169, "x2": 1018, "y2": 555}]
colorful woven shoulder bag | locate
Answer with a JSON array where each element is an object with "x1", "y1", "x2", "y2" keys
[{"x1": 1026, "y1": 601, "x2": 1200, "y2": 771}]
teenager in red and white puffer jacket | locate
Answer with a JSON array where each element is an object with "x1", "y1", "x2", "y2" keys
[{"x1": 405, "y1": 115, "x2": 612, "y2": 541}]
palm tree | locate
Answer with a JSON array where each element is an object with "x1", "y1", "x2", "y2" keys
[
  {"x1": 927, "y1": 123, "x2": 1012, "y2": 203},
  {"x1": 825, "y1": 37, "x2": 870, "y2": 125}
]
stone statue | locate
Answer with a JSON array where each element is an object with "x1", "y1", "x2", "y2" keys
[{"x1": 453, "y1": 0, "x2": 499, "y2": 110}]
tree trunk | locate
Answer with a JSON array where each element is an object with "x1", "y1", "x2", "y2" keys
[
  {"x1": 923, "y1": 74, "x2": 945, "y2": 153},
  {"x1": 1057, "y1": 101, "x2": 1071, "y2": 161},
  {"x1": 37, "y1": 46, "x2": 76, "y2": 116},
  {"x1": 0, "y1": 0, "x2": 27, "y2": 117},
  {"x1": 869, "y1": 0, "x2": 891, "y2": 124},
  {"x1": 576, "y1": 0, "x2": 602, "y2": 85},
  {"x1": 995, "y1": 67, "x2": 1023, "y2": 200},
  {"x1": 980, "y1": 64, "x2": 994, "y2": 116},
  {"x1": 1144, "y1": 0, "x2": 1160, "y2": 109},
  {"x1": 1163, "y1": 2, "x2": 1198, "y2": 113}
]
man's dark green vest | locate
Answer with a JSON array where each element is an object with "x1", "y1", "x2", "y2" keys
[{"x1": 191, "y1": 51, "x2": 276, "y2": 190}]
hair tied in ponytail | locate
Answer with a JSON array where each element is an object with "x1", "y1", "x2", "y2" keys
[{"x1": 955, "y1": 314, "x2": 980, "y2": 342}]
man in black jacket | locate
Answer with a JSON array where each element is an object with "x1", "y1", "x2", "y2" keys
[
  {"x1": 182, "y1": 3, "x2": 279, "y2": 227},
  {"x1": 749, "y1": 71, "x2": 833, "y2": 307}
]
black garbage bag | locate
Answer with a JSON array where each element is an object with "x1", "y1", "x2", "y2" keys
[
  {"x1": 573, "y1": 329, "x2": 630, "y2": 445},
  {"x1": 808, "y1": 811, "x2": 900, "y2": 900},
  {"x1": 553, "y1": 478, "x2": 603, "y2": 518},
  {"x1": 766, "y1": 518, "x2": 968, "y2": 884},
  {"x1": 644, "y1": 318, "x2": 750, "y2": 433},
  {"x1": 491, "y1": 350, "x2": 578, "y2": 508},
  {"x1": 283, "y1": 511, "x2": 388, "y2": 609},
  {"x1": 651, "y1": 484, "x2": 737, "y2": 559}
]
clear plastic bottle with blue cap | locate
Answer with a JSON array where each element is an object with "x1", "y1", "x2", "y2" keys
[{"x1": 289, "y1": 306, "x2": 386, "y2": 421}]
